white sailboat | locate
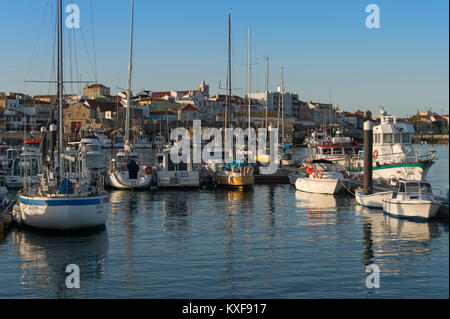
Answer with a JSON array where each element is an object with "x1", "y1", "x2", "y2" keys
[
  {"x1": 107, "y1": 0, "x2": 152, "y2": 190},
  {"x1": 15, "y1": 0, "x2": 108, "y2": 231}
]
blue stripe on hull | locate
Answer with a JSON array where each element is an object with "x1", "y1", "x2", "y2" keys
[{"x1": 19, "y1": 196, "x2": 109, "y2": 206}]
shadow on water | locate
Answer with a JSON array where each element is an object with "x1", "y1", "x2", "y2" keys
[{"x1": 12, "y1": 227, "x2": 108, "y2": 298}]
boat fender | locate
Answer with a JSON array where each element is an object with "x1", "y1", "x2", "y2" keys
[
  {"x1": 145, "y1": 166, "x2": 152, "y2": 175},
  {"x1": 244, "y1": 166, "x2": 251, "y2": 176},
  {"x1": 314, "y1": 169, "x2": 323, "y2": 179},
  {"x1": 373, "y1": 150, "x2": 378, "y2": 160}
]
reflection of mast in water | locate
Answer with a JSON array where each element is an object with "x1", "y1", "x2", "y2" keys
[
  {"x1": 162, "y1": 191, "x2": 193, "y2": 240},
  {"x1": 219, "y1": 188, "x2": 254, "y2": 297},
  {"x1": 264, "y1": 185, "x2": 276, "y2": 235},
  {"x1": 122, "y1": 191, "x2": 139, "y2": 291},
  {"x1": 13, "y1": 228, "x2": 108, "y2": 298},
  {"x1": 361, "y1": 216, "x2": 375, "y2": 267}
]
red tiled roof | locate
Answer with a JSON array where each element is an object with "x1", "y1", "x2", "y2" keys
[{"x1": 179, "y1": 104, "x2": 200, "y2": 111}]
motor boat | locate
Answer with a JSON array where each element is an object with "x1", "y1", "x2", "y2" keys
[
  {"x1": 382, "y1": 180, "x2": 440, "y2": 220},
  {"x1": 295, "y1": 168, "x2": 347, "y2": 194}
]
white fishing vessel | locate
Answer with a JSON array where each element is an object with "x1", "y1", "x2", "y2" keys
[
  {"x1": 107, "y1": 0, "x2": 153, "y2": 190},
  {"x1": 348, "y1": 107, "x2": 435, "y2": 183},
  {"x1": 295, "y1": 169, "x2": 347, "y2": 194},
  {"x1": 382, "y1": 180, "x2": 440, "y2": 220},
  {"x1": 14, "y1": 0, "x2": 109, "y2": 231},
  {"x1": 306, "y1": 129, "x2": 362, "y2": 167}
]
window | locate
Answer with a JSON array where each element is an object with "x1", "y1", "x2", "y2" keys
[
  {"x1": 67, "y1": 112, "x2": 72, "y2": 118},
  {"x1": 322, "y1": 148, "x2": 332, "y2": 155},
  {"x1": 398, "y1": 183, "x2": 405, "y2": 193},
  {"x1": 383, "y1": 134, "x2": 393, "y2": 144},
  {"x1": 333, "y1": 148, "x2": 343, "y2": 155},
  {"x1": 82, "y1": 113, "x2": 86, "y2": 118},
  {"x1": 402, "y1": 133, "x2": 411, "y2": 144},
  {"x1": 420, "y1": 183, "x2": 432, "y2": 193},
  {"x1": 394, "y1": 133, "x2": 401, "y2": 144},
  {"x1": 406, "y1": 182, "x2": 419, "y2": 193}
]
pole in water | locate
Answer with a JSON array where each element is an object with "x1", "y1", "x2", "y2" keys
[{"x1": 363, "y1": 120, "x2": 373, "y2": 194}]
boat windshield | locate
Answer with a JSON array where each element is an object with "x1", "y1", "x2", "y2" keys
[
  {"x1": 12, "y1": 158, "x2": 39, "y2": 176},
  {"x1": 420, "y1": 183, "x2": 432, "y2": 193},
  {"x1": 405, "y1": 182, "x2": 420, "y2": 193},
  {"x1": 85, "y1": 144, "x2": 101, "y2": 152}
]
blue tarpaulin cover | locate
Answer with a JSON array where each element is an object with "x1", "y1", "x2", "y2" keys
[{"x1": 59, "y1": 179, "x2": 73, "y2": 194}]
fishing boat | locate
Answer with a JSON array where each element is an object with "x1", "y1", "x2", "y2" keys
[
  {"x1": 107, "y1": 0, "x2": 152, "y2": 190},
  {"x1": 383, "y1": 180, "x2": 440, "y2": 220},
  {"x1": 306, "y1": 129, "x2": 362, "y2": 168},
  {"x1": 295, "y1": 168, "x2": 347, "y2": 194},
  {"x1": 14, "y1": 0, "x2": 108, "y2": 231},
  {"x1": 155, "y1": 144, "x2": 199, "y2": 188},
  {"x1": 348, "y1": 107, "x2": 435, "y2": 183}
]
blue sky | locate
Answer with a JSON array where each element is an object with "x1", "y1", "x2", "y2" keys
[{"x1": 0, "y1": 0, "x2": 448, "y2": 116}]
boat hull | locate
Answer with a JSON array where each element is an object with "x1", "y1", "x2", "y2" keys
[
  {"x1": 348, "y1": 160, "x2": 433, "y2": 183},
  {"x1": 18, "y1": 195, "x2": 109, "y2": 230},
  {"x1": 157, "y1": 171, "x2": 200, "y2": 188},
  {"x1": 216, "y1": 175, "x2": 254, "y2": 188},
  {"x1": 355, "y1": 190, "x2": 393, "y2": 208},
  {"x1": 108, "y1": 171, "x2": 152, "y2": 189},
  {"x1": 295, "y1": 178, "x2": 344, "y2": 194},
  {"x1": 382, "y1": 199, "x2": 440, "y2": 220}
]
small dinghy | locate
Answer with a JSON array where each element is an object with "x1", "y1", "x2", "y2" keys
[
  {"x1": 295, "y1": 168, "x2": 347, "y2": 195},
  {"x1": 355, "y1": 189, "x2": 393, "y2": 208},
  {"x1": 382, "y1": 180, "x2": 440, "y2": 220}
]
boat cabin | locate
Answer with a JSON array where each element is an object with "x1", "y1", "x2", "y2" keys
[{"x1": 395, "y1": 180, "x2": 432, "y2": 194}]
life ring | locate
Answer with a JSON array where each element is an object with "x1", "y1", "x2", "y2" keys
[
  {"x1": 373, "y1": 150, "x2": 378, "y2": 160},
  {"x1": 145, "y1": 166, "x2": 153, "y2": 175},
  {"x1": 314, "y1": 168, "x2": 323, "y2": 179}
]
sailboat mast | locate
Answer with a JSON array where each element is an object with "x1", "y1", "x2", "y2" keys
[
  {"x1": 265, "y1": 56, "x2": 269, "y2": 135},
  {"x1": 281, "y1": 67, "x2": 285, "y2": 143},
  {"x1": 227, "y1": 13, "x2": 232, "y2": 128},
  {"x1": 125, "y1": 0, "x2": 134, "y2": 147},
  {"x1": 247, "y1": 25, "x2": 251, "y2": 130},
  {"x1": 57, "y1": 0, "x2": 64, "y2": 179}
]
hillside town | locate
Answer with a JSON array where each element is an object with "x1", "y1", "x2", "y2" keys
[{"x1": 1, "y1": 80, "x2": 448, "y2": 145}]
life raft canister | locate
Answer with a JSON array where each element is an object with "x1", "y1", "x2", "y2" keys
[{"x1": 145, "y1": 166, "x2": 153, "y2": 175}]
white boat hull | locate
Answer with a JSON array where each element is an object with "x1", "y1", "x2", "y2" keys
[
  {"x1": 108, "y1": 170, "x2": 153, "y2": 189},
  {"x1": 17, "y1": 195, "x2": 109, "y2": 230},
  {"x1": 383, "y1": 199, "x2": 440, "y2": 220},
  {"x1": 355, "y1": 190, "x2": 393, "y2": 208},
  {"x1": 295, "y1": 177, "x2": 344, "y2": 194},
  {"x1": 157, "y1": 171, "x2": 200, "y2": 188}
]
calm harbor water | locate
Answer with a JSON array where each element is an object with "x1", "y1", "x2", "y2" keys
[{"x1": 0, "y1": 145, "x2": 448, "y2": 298}]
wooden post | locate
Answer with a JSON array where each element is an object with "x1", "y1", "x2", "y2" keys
[{"x1": 363, "y1": 121, "x2": 373, "y2": 194}]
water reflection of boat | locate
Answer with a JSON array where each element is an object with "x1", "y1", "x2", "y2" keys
[
  {"x1": 13, "y1": 228, "x2": 108, "y2": 298},
  {"x1": 295, "y1": 190, "x2": 338, "y2": 211},
  {"x1": 356, "y1": 206, "x2": 439, "y2": 242}
]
